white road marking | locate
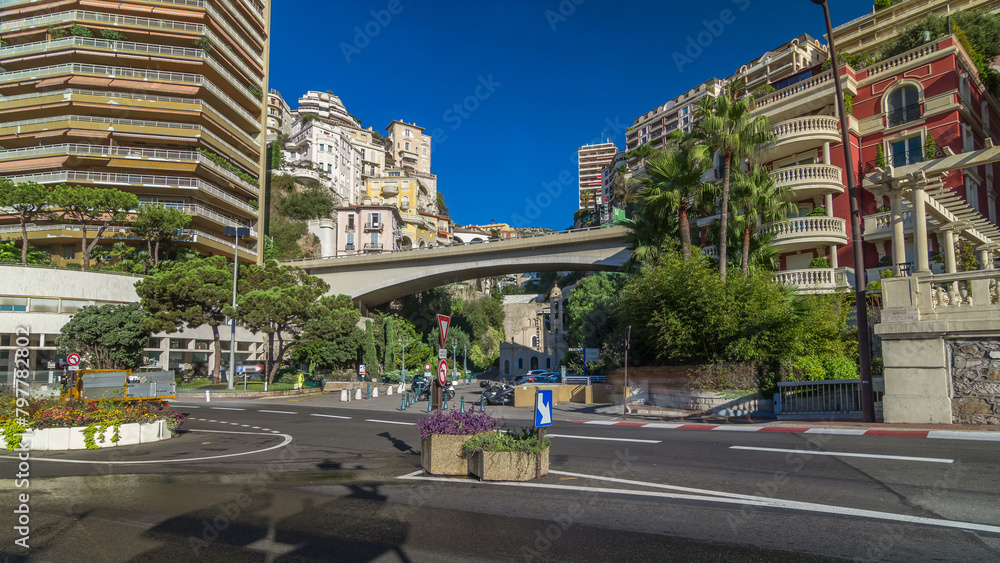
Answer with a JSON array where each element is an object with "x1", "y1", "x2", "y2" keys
[
  {"x1": 311, "y1": 414, "x2": 352, "y2": 420},
  {"x1": 31, "y1": 430, "x2": 293, "y2": 465},
  {"x1": 547, "y1": 434, "x2": 661, "y2": 444},
  {"x1": 730, "y1": 445, "x2": 953, "y2": 464},
  {"x1": 398, "y1": 469, "x2": 1000, "y2": 535},
  {"x1": 641, "y1": 423, "x2": 686, "y2": 429},
  {"x1": 365, "y1": 419, "x2": 416, "y2": 426},
  {"x1": 259, "y1": 410, "x2": 297, "y2": 415},
  {"x1": 582, "y1": 421, "x2": 619, "y2": 426},
  {"x1": 927, "y1": 430, "x2": 1000, "y2": 441},
  {"x1": 210, "y1": 407, "x2": 245, "y2": 411},
  {"x1": 711, "y1": 426, "x2": 762, "y2": 432},
  {"x1": 804, "y1": 428, "x2": 868, "y2": 435}
]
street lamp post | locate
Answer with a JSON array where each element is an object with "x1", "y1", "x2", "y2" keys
[
  {"x1": 399, "y1": 335, "x2": 409, "y2": 387},
  {"x1": 224, "y1": 226, "x2": 249, "y2": 390},
  {"x1": 451, "y1": 338, "x2": 457, "y2": 380},
  {"x1": 463, "y1": 344, "x2": 468, "y2": 384},
  {"x1": 811, "y1": 0, "x2": 874, "y2": 422}
]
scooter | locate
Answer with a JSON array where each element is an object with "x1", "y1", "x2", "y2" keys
[
  {"x1": 483, "y1": 382, "x2": 514, "y2": 405},
  {"x1": 444, "y1": 380, "x2": 456, "y2": 401},
  {"x1": 411, "y1": 376, "x2": 430, "y2": 401}
]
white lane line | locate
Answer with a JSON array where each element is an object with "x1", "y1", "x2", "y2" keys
[
  {"x1": 177, "y1": 405, "x2": 200, "y2": 408},
  {"x1": 398, "y1": 470, "x2": 1000, "y2": 535},
  {"x1": 311, "y1": 414, "x2": 352, "y2": 420},
  {"x1": 642, "y1": 423, "x2": 686, "y2": 429},
  {"x1": 804, "y1": 428, "x2": 868, "y2": 436},
  {"x1": 730, "y1": 445, "x2": 953, "y2": 464},
  {"x1": 210, "y1": 407, "x2": 245, "y2": 411},
  {"x1": 712, "y1": 426, "x2": 762, "y2": 432},
  {"x1": 547, "y1": 434, "x2": 660, "y2": 444},
  {"x1": 365, "y1": 419, "x2": 416, "y2": 426},
  {"x1": 928, "y1": 430, "x2": 1000, "y2": 441},
  {"x1": 259, "y1": 410, "x2": 297, "y2": 415},
  {"x1": 32, "y1": 430, "x2": 293, "y2": 465},
  {"x1": 582, "y1": 421, "x2": 619, "y2": 426}
]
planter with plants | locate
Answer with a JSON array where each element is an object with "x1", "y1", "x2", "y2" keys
[
  {"x1": 463, "y1": 428, "x2": 551, "y2": 482},
  {"x1": 417, "y1": 408, "x2": 498, "y2": 475}
]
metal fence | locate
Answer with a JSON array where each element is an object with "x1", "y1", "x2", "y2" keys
[
  {"x1": 776, "y1": 378, "x2": 884, "y2": 417},
  {"x1": 564, "y1": 375, "x2": 607, "y2": 385}
]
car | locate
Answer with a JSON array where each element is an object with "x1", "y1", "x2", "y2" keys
[{"x1": 516, "y1": 373, "x2": 561, "y2": 385}]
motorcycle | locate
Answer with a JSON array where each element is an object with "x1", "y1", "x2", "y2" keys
[
  {"x1": 444, "y1": 381, "x2": 456, "y2": 401},
  {"x1": 482, "y1": 381, "x2": 514, "y2": 405},
  {"x1": 411, "y1": 376, "x2": 430, "y2": 401}
]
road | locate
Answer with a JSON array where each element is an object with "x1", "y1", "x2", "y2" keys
[{"x1": 1, "y1": 390, "x2": 998, "y2": 562}]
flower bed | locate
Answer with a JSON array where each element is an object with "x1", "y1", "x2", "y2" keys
[
  {"x1": 418, "y1": 408, "x2": 498, "y2": 475},
  {"x1": 463, "y1": 429, "x2": 551, "y2": 481},
  {"x1": 1, "y1": 389, "x2": 185, "y2": 451}
]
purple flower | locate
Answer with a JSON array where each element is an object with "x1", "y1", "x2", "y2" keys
[{"x1": 417, "y1": 407, "x2": 498, "y2": 439}]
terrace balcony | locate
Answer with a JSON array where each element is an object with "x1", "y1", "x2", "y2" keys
[
  {"x1": 862, "y1": 209, "x2": 914, "y2": 243},
  {"x1": 771, "y1": 164, "x2": 845, "y2": 201},
  {"x1": 773, "y1": 268, "x2": 851, "y2": 295},
  {"x1": 758, "y1": 116, "x2": 842, "y2": 163},
  {"x1": 758, "y1": 216, "x2": 848, "y2": 253},
  {"x1": 752, "y1": 68, "x2": 857, "y2": 124}
]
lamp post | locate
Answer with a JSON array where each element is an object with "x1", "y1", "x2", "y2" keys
[
  {"x1": 451, "y1": 338, "x2": 457, "y2": 380},
  {"x1": 399, "y1": 335, "x2": 409, "y2": 387},
  {"x1": 811, "y1": 0, "x2": 874, "y2": 422},
  {"x1": 463, "y1": 343, "x2": 468, "y2": 384},
  {"x1": 224, "y1": 226, "x2": 249, "y2": 390}
]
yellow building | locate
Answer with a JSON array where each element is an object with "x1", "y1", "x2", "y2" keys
[
  {"x1": 0, "y1": 0, "x2": 270, "y2": 264},
  {"x1": 365, "y1": 170, "x2": 443, "y2": 248}
]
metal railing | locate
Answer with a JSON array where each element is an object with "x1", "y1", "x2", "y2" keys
[
  {"x1": 776, "y1": 378, "x2": 884, "y2": 416},
  {"x1": 0, "y1": 224, "x2": 256, "y2": 255},
  {"x1": 563, "y1": 375, "x2": 606, "y2": 385},
  {"x1": 887, "y1": 103, "x2": 921, "y2": 127}
]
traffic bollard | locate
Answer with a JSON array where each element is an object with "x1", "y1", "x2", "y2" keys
[
  {"x1": 460, "y1": 396, "x2": 465, "y2": 413},
  {"x1": 400, "y1": 396, "x2": 405, "y2": 410},
  {"x1": 426, "y1": 396, "x2": 432, "y2": 412},
  {"x1": 205, "y1": 390, "x2": 210, "y2": 403},
  {"x1": 480, "y1": 394, "x2": 485, "y2": 409},
  {"x1": 367, "y1": 380, "x2": 371, "y2": 400}
]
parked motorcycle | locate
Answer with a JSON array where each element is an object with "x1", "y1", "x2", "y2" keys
[
  {"x1": 444, "y1": 380, "x2": 456, "y2": 401},
  {"x1": 411, "y1": 376, "x2": 430, "y2": 401},
  {"x1": 482, "y1": 382, "x2": 514, "y2": 405}
]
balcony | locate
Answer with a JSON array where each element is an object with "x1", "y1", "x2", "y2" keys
[
  {"x1": 752, "y1": 68, "x2": 857, "y2": 124},
  {"x1": 758, "y1": 116, "x2": 841, "y2": 163},
  {"x1": 771, "y1": 164, "x2": 844, "y2": 201},
  {"x1": 886, "y1": 103, "x2": 921, "y2": 127},
  {"x1": 363, "y1": 243, "x2": 383, "y2": 251},
  {"x1": 773, "y1": 268, "x2": 851, "y2": 295},
  {"x1": 758, "y1": 216, "x2": 848, "y2": 252},
  {"x1": 344, "y1": 223, "x2": 356, "y2": 233},
  {"x1": 363, "y1": 222, "x2": 381, "y2": 231},
  {"x1": 862, "y1": 209, "x2": 913, "y2": 243}
]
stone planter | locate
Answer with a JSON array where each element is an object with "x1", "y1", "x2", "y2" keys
[
  {"x1": 469, "y1": 448, "x2": 550, "y2": 481},
  {"x1": 420, "y1": 433, "x2": 488, "y2": 475},
  {"x1": 2, "y1": 420, "x2": 173, "y2": 451}
]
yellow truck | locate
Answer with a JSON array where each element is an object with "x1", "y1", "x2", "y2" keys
[{"x1": 61, "y1": 369, "x2": 177, "y2": 405}]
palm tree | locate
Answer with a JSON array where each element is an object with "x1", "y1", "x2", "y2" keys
[
  {"x1": 626, "y1": 144, "x2": 657, "y2": 170},
  {"x1": 637, "y1": 145, "x2": 711, "y2": 258},
  {"x1": 609, "y1": 166, "x2": 638, "y2": 214},
  {"x1": 730, "y1": 165, "x2": 796, "y2": 276},
  {"x1": 620, "y1": 202, "x2": 675, "y2": 270},
  {"x1": 694, "y1": 89, "x2": 775, "y2": 282}
]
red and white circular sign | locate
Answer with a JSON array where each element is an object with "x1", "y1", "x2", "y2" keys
[
  {"x1": 437, "y1": 360, "x2": 448, "y2": 386},
  {"x1": 66, "y1": 353, "x2": 81, "y2": 366},
  {"x1": 424, "y1": 363, "x2": 431, "y2": 372}
]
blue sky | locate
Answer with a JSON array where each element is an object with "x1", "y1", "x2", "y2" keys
[{"x1": 270, "y1": 0, "x2": 875, "y2": 230}]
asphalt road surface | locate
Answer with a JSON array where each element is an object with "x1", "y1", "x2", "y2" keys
[{"x1": 1, "y1": 391, "x2": 998, "y2": 562}]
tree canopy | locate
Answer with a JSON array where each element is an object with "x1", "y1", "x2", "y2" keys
[
  {"x1": 56, "y1": 302, "x2": 150, "y2": 370},
  {"x1": 0, "y1": 180, "x2": 49, "y2": 266},
  {"x1": 50, "y1": 185, "x2": 138, "y2": 270}
]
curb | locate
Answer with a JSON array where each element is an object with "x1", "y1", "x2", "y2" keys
[{"x1": 568, "y1": 420, "x2": 1000, "y2": 441}]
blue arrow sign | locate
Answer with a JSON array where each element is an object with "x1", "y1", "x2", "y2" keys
[{"x1": 535, "y1": 390, "x2": 553, "y2": 427}]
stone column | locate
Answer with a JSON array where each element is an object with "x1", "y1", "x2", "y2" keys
[
  {"x1": 912, "y1": 181, "x2": 931, "y2": 274},
  {"x1": 940, "y1": 224, "x2": 960, "y2": 305},
  {"x1": 889, "y1": 189, "x2": 907, "y2": 276},
  {"x1": 823, "y1": 142, "x2": 831, "y2": 165},
  {"x1": 829, "y1": 245, "x2": 839, "y2": 268},
  {"x1": 824, "y1": 193, "x2": 834, "y2": 216}
]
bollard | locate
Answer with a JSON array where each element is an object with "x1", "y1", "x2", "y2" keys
[
  {"x1": 340, "y1": 389, "x2": 348, "y2": 402},
  {"x1": 373, "y1": 387, "x2": 379, "y2": 398},
  {"x1": 426, "y1": 396, "x2": 432, "y2": 412},
  {"x1": 355, "y1": 388, "x2": 362, "y2": 400},
  {"x1": 443, "y1": 396, "x2": 448, "y2": 410},
  {"x1": 205, "y1": 390, "x2": 210, "y2": 403},
  {"x1": 400, "y1": 396, "x2": 406, "y2": 410},
  {"x1": 460, "y1": 396, "x2": 465, "y2": 413},
  {"x1": 387, "y1": 386, "x2": 393, "y2": 396},
  {"x1": 366, "y1": 380, "x2": 371, "y2": 400},
  {"x1": 264, "y1": 382, "x2": 268, "y2": 392}
]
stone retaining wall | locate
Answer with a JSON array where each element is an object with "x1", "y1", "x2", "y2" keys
[
  {"x1": 2, "y1": 420, "x2": 172, "y2": 451},
  {"x1": 950, "y1": 339, "x2": 1000, "y2": 425},
  {"x1": 647, "y1": 389, "x2": 773, "y2": 414}
]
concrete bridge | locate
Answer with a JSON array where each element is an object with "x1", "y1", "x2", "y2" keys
[{"x1": 287, "y1": 226, "x2": 630, "y2": 309}]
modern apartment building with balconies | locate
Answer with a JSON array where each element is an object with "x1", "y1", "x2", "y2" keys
[
  {"x1": 577, "y1": 142, "x2": 617, "y2": 212},
  {"x1": 0, "y1": 0, "x2": 269, "y2": 264},
  {"x1": 282, "y1": 113, "x2": 364, "y2": 206},
  {"x1": 625, "y1": 78, "x2": 725, "y2": 155},
  {"x1": 266, "y1": 88, "x2": 291, "y2": 142}
]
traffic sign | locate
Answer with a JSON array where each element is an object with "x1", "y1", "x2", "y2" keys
[
  {"x1": 437, "y1": 359, "x2": 448, "y2": 386},
  {"x1": 437, "y1": 314, "x2": 451, "y2": 348},
  {"x1": 68, "y1": 365, "x2": 80, "y2": 371},
  {"x1": 535, "y1": 390, "x2": 553, "y2": 427},
  {"x1": 424, "y1": 363, "x2": 431, "y2": 371},
  {"x1": 359, "y1": 364, "x2": 366, "y2": 375},
  {"x1": 438, "y1": 348, "x2": 447, "y2": 360},
  {"x1": 66, "y1": 353, "x2": 81, "y2": 366}
]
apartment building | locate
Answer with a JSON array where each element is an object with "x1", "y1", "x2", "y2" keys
[
  {"x1": 498, "y1": 286, "x2": 568, "y2": 376},
  {"x1": 282, "y1": 113, "x2": 364, "y2": 206},
  {"x1": 625, "y1": 78, "x2": 725, "y2": 155},
  {"x1": 0, "y1": 0, "x2": 270, "y2": 263},
  {"x1": 830, "y1": 0, "x2": 1000, "y2": 55},
  {"x1": 266, "y1": 88, "x2": 292, "y2": 142},
  {"x1": 364, "y1": 171, "x2": 440, "y2": 248},
  {"x1": 385, "y1": 120, "x2": 432, "y2": 175},
  {"x1": 732, "y1": 34, "x2": 829, "y2": 94},
  {"x1": 332, "y1": 203, "x2": 402, "y2": 256},
  {"x1": 577, "y1": 143, "x2": 618, "y2": 211}
]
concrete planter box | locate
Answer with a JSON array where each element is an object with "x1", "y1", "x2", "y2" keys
[
  {"x1": 421, "y1": 433, "x2": 487, "y2": 475},
  {"x1": 3, "y1": 421, "x2": 173, "y2": 451},
  {"x1": 469, "y1": 449, "x2": 550, "y2": 481}
]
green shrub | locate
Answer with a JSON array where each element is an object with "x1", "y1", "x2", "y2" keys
[
  {"x1": 383, "y1": 370, "x2": 402, "y2": 384},
  {"x1": 822, "y1": 357, "x2": 859, "y2": 379},
  {"x1": 810, "y1": 257, "x2": 831, "y2": 268},
  {"x1": 789, "y1": 355, "x2": 826, "y2": 381},
  {"x1": 462, "y1": 428, "x2": 550, "y2": 455}
]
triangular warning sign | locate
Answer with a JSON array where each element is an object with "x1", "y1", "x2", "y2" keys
[{"x1": 437, "y1": 314, "x2": 450, "y2": 349}]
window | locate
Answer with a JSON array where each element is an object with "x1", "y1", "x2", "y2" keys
[
  {"x1": 887, "y1": 86, "x2": 920, "y2": 126},
  {"x1": 504, "y1": 360, "x2": 510, "y2": 374},
  {"x1": 370, "y1": 232, "x2": 379, "y2": 249},
  {"x1": 960, "y1": 75, "x2": 970, "y2": 101},
  {"x1": 370, "y1": 213, "x2": 380, "y2": 228},
  {"x1": 422, "y1": 147, "x2": 427, "y2": 156},
  {"x1": 403, "y1": 129, "x2": 413, "y2": 138},
  {"x1": 966, "y1": 174, "x2": 980, "y2": 212},
  {"x1": 518, "y1": 358, "x2": 523, "y2": 370},
  {"x1": 401, "y1": 196, "x2": 409, "y2": 208},
  {"x1": 891, "y1": 137, "x2": 922, "y2": 167},
  {"x1": 546, "y1": 358, "x2": 552, "y2": 369},
  {"x1": 983, "y1": 101, "x2": 990, "y2": 128},
  {"x1": 346, "y1": 233, "x2": 354, "y2": 250},
  {"x1": 319, "y1": 144, "x2": 325, "y2": 152},
  {"x1": 60, "y1": 299, "x2": 90, "y2": 313},
  {"x1": 405, "y1": 141, "x2": 410, "y2": 151},
  {"x1": 347, "y1": 214, "x2": 355, "y2": 230},
  {"x1": 962, "y1": 125, "x2": 974, "y2": 153},
  {"x1": 0, "y1": 297, "x2": 27, "y2": 312},
  {"x1": 29, "y1": 298, "x2": 59, "y2": 313},
  {"x1": 530, "y1": 356, "x2": 539, "y2": 370},
  {"x1": 531, "y1": 335, "x2": 539, "y2": 348}
]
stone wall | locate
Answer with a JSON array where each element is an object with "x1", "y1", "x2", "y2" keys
[{"x1": 950, "y1": 339, "x2": 1000, "y2": 425}]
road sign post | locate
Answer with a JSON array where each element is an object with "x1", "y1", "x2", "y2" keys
[
  {"x1": 437, "y1": 314, "x2": 450, "y2": 348},
  {"x1": 534, "y1": 389, "x2": 553, "y2": 479}
]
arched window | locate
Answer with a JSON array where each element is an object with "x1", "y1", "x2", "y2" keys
[
  {"x1": 401, "y1": 196, "x2": 409, "y2": 208},
  {"x1": 530, "y1": 356, "x2": 539, "y2": 370},
  {"x1": 531, "y1": 335, "x2": 539, "y2": 348},
  {"x1": 887, "y1": 85, "x2": 920, "y2": 126}
]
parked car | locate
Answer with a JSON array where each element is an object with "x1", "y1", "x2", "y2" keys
[
  {"x1": 234, "y1": 361, "x2": 265, "y2": 380},
  {"x1": 516, "y1": 373, "x2": 561, "y2": 385}
]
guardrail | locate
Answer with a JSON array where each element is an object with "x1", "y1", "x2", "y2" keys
[
  {"x1": 563, "y1": 375, "x2": 607, "y2": 385},
  {"x1": 776, "y1": 378, "x2": 883, "y2": 416}
]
